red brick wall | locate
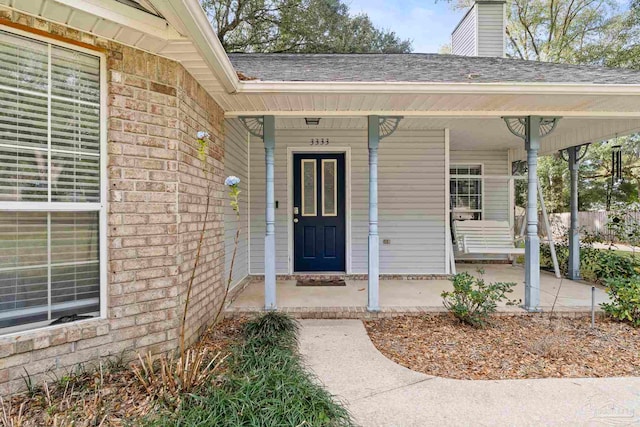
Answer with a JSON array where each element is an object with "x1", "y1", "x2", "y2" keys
[{"x1": 0, "y1": 8, "x2": 226, "y2": 395}]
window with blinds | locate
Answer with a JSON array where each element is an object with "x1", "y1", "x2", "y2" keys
[{"x1": 0, "y1": 29, "x2": 103, "y2": 333}]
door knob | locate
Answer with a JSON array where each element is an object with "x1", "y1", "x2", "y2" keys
[{"x1": 293, "y1": 218, "x2": 299, "y2": 223}]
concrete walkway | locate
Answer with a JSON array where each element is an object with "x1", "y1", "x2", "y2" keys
[{"x1": 299, "y1": 319, "x2": 640, "y2": 426}]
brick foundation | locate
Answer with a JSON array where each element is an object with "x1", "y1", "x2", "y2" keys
[
  {"x1": 0, "y1": 9, "x2": 226, "y2": 395},
  {"x1": 225, "y1": 306, "x2": 607, "y2": 320}
]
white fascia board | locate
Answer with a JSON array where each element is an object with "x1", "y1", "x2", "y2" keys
[
  {"x1": 149, "y1": 0, "x2": 239, "y2": 93},
  {"x1": 224, "y1": 110, "x2": 640, "y2": 119},
  {"x1": 52, "y1": 0, "x2": 183, "y2": 39},
  {"x1": 236, "y1": 81, "x2": 640, "y2": 96}
]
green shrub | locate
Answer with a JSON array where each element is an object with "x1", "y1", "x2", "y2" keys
[
  {"x1": 441, "y1": 271, "x2": 517, "y2": 327},
  {"x1": 540, "y1": 244, "x2": 639, "y2": 284},
  {"x1": 243, "y1": 311, "x2": 299, "y2": 348},
  {"x1": 601, "y1": 276, "x2": 640, "y2": 327},
  {"x1": 146, "y1": 312, "x2": 354, "y2": 427}
]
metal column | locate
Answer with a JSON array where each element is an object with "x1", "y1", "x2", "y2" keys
[
  {"x1": 524, "y1": 116, "x2": 541, "y2": 312},
  {"x1": 567, "y1": 146, "x2": 581, "y2": 280},
  {"x1": 367, "y1": 116, "x2": 380, "y2": 312},
  {"x1": 263, "y1": 115, "x2": 277, "y2": 310}
]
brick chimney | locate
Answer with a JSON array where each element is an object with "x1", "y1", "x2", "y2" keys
[{"x1": 451, "y1": 0, "x2": 506, "y2": 57}]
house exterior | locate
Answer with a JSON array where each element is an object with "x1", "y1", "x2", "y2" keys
[{"x1": 1, "y1": 0, "x2": 640, "y2": 395}]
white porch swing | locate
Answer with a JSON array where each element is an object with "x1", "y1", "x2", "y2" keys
[{"x1": 450, "y1": 173, "x2": 561, "y2": 278}]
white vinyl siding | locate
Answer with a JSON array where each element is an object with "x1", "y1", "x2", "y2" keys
[
  {"x1": 0, "y1": 29, "x2": 104, "y2": 333},
  {"x1": 223, "y1": 119, "x2": 249, "y2": 289},
  {"x1": 451, "y1": 6, "x2": 477, "y2": 56},
  {"x1": 477, "y1": 2, "x2": 505, "y2": 57},
  {"x1": 378, "y1": 131, "x2": 447, "y2": 274},
  {"x1": 245, "y1": 121, "x2": 447, "y2": 275},
  {"x1": 451, "y1": 1, "x2": 505, "y2": 58}
]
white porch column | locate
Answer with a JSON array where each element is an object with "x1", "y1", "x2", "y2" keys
[
  {"x1": 263, "y1": 115, "x2": 277, "y2": 310},
  {"x1": 524, "y1": 116, "x2": 541, "y2": 311},
  {"x1": 567, "y1": 146, "x2": 581, "y2": 280},
  {"x1": 367, "y1": 115, "x2": 380, "y2": 312}
]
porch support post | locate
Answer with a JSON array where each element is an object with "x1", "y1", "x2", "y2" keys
[
  {"x1": 567, "y1": 146, "x2": 581, "y2": 280},
  {"x1": 367, "y1": 115, "x2": 380, "y2": 312},
  {"x1": 263, "y1": 115, "x2": 277, "y2": 310},
  {"x1": 524, "y1": 116, "x2": 541, "y2": 312}
]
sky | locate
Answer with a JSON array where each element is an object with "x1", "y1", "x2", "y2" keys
[
  {"x1": 347, "y1": 0, "x2": 466, "y2": 53},
  {"x1": 348, "y1": 0, "x2": 632, "y2": 53}
]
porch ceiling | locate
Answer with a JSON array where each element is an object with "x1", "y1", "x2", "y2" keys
[{"x1": 270, "y1": 117, "x2": 640, "y2": 157}]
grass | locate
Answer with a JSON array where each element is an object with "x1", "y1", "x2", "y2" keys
[
  {"x1": 145, "y1": 312, "x2": 354, "y2": 427},
  {"x1": 597, "y1": 248, "x2": 638, "y2": 259},
  {"x1": 2, "y1": 315, "x2": 352, "y2": 426}
]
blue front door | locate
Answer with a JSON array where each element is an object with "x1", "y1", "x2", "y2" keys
[{"x1": 293, "y1": 153, "x2": 346, "y2": 272}]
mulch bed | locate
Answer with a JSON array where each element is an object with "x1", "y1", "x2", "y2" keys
[
  {"x1": 5, "y1": 317, "x2": 247, "y2": 427},
  {"x1": 364, "y1": 315, "x2": 640, "y2": 380}
]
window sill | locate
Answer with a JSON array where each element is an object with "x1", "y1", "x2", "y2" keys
[{"x1": 0, "y1": 317, "x2": 109, "y2": 357}]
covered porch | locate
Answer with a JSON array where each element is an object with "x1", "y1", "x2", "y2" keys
[
  {"x1": 224, "y1": 113, "x2": 639, "y2": 314},
  {"x1": 228, "y1": 264, "x2": 609, "y2": 314}
]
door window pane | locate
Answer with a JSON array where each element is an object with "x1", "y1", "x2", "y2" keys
[
  {"x1": 302, "y1": 159, "x2": 317, "y2": 216},
  {"x1": 322, "y1": 159, "x2": 337, "y2": 216}
]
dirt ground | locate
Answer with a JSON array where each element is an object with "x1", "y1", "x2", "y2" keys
[{"x1": 3, "y1": 317, "x2": 246, "y2": 427}]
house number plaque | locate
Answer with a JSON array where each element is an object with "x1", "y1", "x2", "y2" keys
[{"x1": 310, "y1": 138, "x2": 329, "y2": 145}]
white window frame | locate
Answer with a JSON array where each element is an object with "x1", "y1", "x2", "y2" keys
[
  {"x1": 0, "y1": 25, "x2": 108, "y2": 335},
  {"x1": 450, "y1": 164, "x2": 484, "y2": 220}
]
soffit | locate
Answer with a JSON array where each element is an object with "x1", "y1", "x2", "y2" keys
[{"x1": 0, "y1": 0, "x2": 228, "y2": 94}]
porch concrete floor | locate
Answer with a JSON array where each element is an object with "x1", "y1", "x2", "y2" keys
[{"x1": 229, "y1": 264, "x2": 609, "y2": 312}]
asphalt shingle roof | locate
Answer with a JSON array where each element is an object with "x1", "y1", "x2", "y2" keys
[{"x1": 227, "y1": 53, "x2": 640, "y2": 85}]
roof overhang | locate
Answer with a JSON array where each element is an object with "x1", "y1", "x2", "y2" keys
[
  {"x1": 0, "y1": 0, "x2": 238, "y2": 94},
  {"x1": 5, "y1": 0, "x2": 640, "y2": 155},
  {"x1": 221, "y1": 83, "x2": 640, "y2": 119}
]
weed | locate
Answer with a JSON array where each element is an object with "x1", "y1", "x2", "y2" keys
[
  {"x1": 0, "y1": 398, "x2": 24, "y2": 427},
  {"x1": 20, "y1": 369, "x2": 39, "y2": 398},
  {"x1": 131, "y1": 348, "x2": 227, "y2": 405}
]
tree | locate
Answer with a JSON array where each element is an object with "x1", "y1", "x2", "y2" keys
[
  {"x1": 201, "y1": 0, "x2": 412, "y2": 53},
  {"x1": 579, "y1": 136, "x2": 640, "y2": 210},
  {"x1": 538, "y1": 154, "x2": 568, "y2": 213},
  {"x1": 443, "y1": 0, "x2": 632, "y2": 64},
  {"x1": 444, "y1": 0, "x2": 640, "y2": 210},
  {"x1": 590, "y1": 0, "x2": 640, "y2": 68}
]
